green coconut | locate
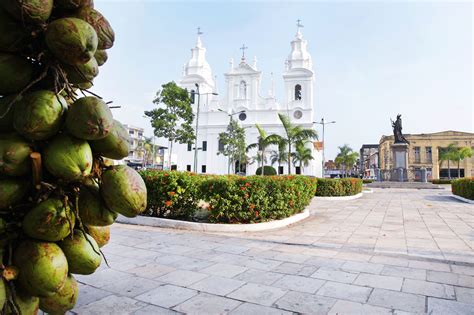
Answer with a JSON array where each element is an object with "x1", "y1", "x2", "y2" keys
[
  {"x1": 1, "y1": 0, "x2": 53, "y2": 24},
  {"x1": 0, "y1": 8, "x2": 29, "y2": 52},
  {"x1": 0, "y1": 95, "x2": 19, "y2": 132},
  {"x1": 23, "y1": 198, "x2": 75, "y2": 242},
  {"x1": 90, "y1": 120, "x2": 130, "y2": 160},
  {"x1": 0, "y1": 53, "x2": 34, "y2": 95},
  {"x1": 74, "y1": 7, "x2": 114, "y2": 49},
  {"x1": 0, "y1": 178, "x2": 28, "y2": 210},
  {"x1": 79, "y1": 184, "x2": 117, "y2": 226},
  {"x1": 76, "y1": 81, "x2": 93, "y2": 89},
  {"x1": 59, "y1": 230, "x2": 101, "y2": 275},
  {"x1": 45, "y1": 17, "x2": 98, "y2": 66},
  {"x1": 7, "y1": 290, "x2": 39, "y2": 315},
  {"x1": 0, "y1": 279, "x2": 5, "y2": 311},
  {"x1": 86, "y1": 225, "x2": 110, "y2": 248},
  {"x1": 94, "y1": 49, "x2": 108, "y2": 66},
  {"x1": 63, "y1": 57, "x2": 99, "y2": 85},
  {"x1": 66, "y1": 96, "x2": 113, "y2": 140},
  {"x1": 43, "y1": 134, "x2": 93, "y2": 181},
  {"x1": 13, "y1": 240, "x2": 68, "y2": 297},
  {"x1": 101, "y1": 165, "x2": 147, "y2": 217},
  {"x1": 0, "y1": 134, "x2": 32, "y2": 177},
  {"x1": 55, "y1": 0, "x2": 94, "y2": 10},
  {"x1": 13, "y1": 90, "x2": 67, "y2": 141},
  {"x1": 39, "y1": 275, "x2": 78, "y2": 315}
]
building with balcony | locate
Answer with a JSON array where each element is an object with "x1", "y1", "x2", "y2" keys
[
  {"x1": 123, "y1": 124, "x2": 144, "y2": 164},
  {"x1": 359, "y1": 144, "x2": 379, "y2": 178},
  {"x1": 379, "y1": 131, "x2": 474, "y2": 180}
]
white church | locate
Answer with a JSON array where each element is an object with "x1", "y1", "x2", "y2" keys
[{"x1": 174, "y1": 23, "x2": 322, "y2": 176}]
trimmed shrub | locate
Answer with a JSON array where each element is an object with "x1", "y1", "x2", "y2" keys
[
  {"x1": 452, "y1": 178, "x2": 474, "y2": 200},
  {"x1": 201, "y1": 175, "x2": 317, "y2": 223},
  {"x1": 139, "y1": 170, "x2": 202, "y2": 220},
  {"x1": 362, "y1": 179, "x2": 374, "y2": 184},
  {"x1": 256, "y1": 166, "x2": 277, "y2": 176},
  {"x1": 315, "y1": 178, "x2": 362, "y2": 197},
  {"x1": 431, "y1": 179, "x2": 453, "y2": 185}
]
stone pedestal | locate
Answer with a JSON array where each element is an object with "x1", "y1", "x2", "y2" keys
[{"x1": 392, "y1": 143, "x2": 408, "y2": 182}]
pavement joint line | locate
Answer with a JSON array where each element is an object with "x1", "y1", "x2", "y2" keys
[{"x1": 111, "y1": 224, "x2": 474, "y2": 267}]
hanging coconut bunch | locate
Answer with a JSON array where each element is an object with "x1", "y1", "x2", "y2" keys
[{"x1": 0, "y1": 0, "x2": 147, "y2": 314}]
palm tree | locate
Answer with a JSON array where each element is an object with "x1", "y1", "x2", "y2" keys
[
  {"x1": 270, "y1": 138, "x2": 288, "y2": 174},
  {"x1": 276, "y1": 113, "x2": 318, "y2": 174},
  {"x1": 438, "y1": 143, "x2": 457, "y2": 179},
  {"x1": 451, "y1": 147, "x2": 473, "y2": 178},
  {"x1": 246, "y1": 124, "x2": 279, "y2": 175},
  {"x1": 143, "y1": 137, "x2": 154, "y2": 166},
  {"x1": 335, "y1": 144, "x2": 359, "y2": 177},
  {"x1": 291, "y1": 141, "x2": 314, "y2": 173}
]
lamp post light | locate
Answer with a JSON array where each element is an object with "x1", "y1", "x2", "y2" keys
[
  {"x1": 192, "y1": 83, "x2": 218, "y2": 173},
  {"x1": 313, "y1": 118, "x2": 336, "y2": 177},
  {"x1": 218, "y1": 109, "x2": 246, "y2": 174}
]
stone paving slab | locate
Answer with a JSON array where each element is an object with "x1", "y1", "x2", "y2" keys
[{"x1": 72, "y1": 188, "x2": 474, "y2": 314}]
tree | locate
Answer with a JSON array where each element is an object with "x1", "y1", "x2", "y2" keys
[
  {"x1": 275, "y1": 113, "x2": 318, "y2": 174},
  {"x1": 451, "y1": 146, "x2": 473, "y2": 178},
  {"x1": 335, "y1": 144, "x2": 359, "y2": 177},
  {"x1": 141, "y1": 137, "x2": 152, "y2": 167},
  {"x1": 218, "y1": 118, "x2": 246, "y2": 174},
  {"x1": 438, "y1": 143, "x2": 458, "y2": 179},
  {"x1": 142, "y1": 137, "x2": 159, "y2": 167},
  {"x1": 291, "y1": 141, "x2": 314, "y2": 173},
  {"x1": 270, "y1": 138, "x2": 288, "y2": 174},
  {"x1": 144, "y1": 81, "x2": 195, "y2": 170},
  {"x1": 246, "y1": 124, "x2": 279, "y2": 176}
]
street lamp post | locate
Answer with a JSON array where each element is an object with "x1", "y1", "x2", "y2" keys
[
  {"x1": 193, "y1": 84, "x2": 200, "y2": 173},
  {"x1": 218, "y1": 109, "x2": 245, "y2": 174},
  {"x1": 313, "y1": 118, "x2": 336, "y2": 177},
  {"x1": 192, "y1": 84, "x2": 218, "y2": 173}
]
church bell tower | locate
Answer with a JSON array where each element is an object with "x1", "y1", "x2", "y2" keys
[{"x1": 283, "y1": 20, "x2": 314, "y2": 121}]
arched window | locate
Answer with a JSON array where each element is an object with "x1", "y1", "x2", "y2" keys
[
  {"x1": 239, "y1": 81, "x2": 247, "y2": 99},
  {"x1": 295, "y1": 84, "x2": 302, "y2": 100}
]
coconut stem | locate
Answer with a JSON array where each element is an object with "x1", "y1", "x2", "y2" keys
[{"x1": 30, "y1": 152, "x2": 42, "y2": 189}]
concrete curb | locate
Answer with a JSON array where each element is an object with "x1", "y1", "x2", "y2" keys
[
  {"x1": 363, "y1": 188, "x2": 374, "y2": 194},
  {"x1": 116, "y1": 208, "x2": 310, "y2": 232},
  {"x1": 452, "y1": 194, "x2": 474, "y2": 204},
  {"x1": 313, "y1": 192, "x2": 364, "y2": 201}
]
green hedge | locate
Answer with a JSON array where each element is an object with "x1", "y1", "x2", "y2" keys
[
  {"x1": 452, "y1": 178, "x2": 474, "y2": 200},
  {"x1": 362, "y1": 179, "x2": 374, "y2": 184},
  {"x1": 203, "y1": 175, "x2": 317, "y2": 223},
  {"x1": 139, "y1": 171, "x2": 317, "y2": 223},
  {"x1": 315, "y1": 178, "x2": 363, "y2": 197},
  {"x1": 139, "y1": 170, "x2": 203, "y2": 220},
  {"x1": 256, "y1": 166, "x2": 277, "y2": 176}
]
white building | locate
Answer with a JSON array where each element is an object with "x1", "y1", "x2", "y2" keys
[
  {"x1": 174, "y1": 23, "x2": 322, "y2": 176},
  {"x1": 123, "y1": 124, "x2": 144, "y2": 164}
]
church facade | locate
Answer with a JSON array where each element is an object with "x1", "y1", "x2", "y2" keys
[{"x1": 174, "y1": 24, "x2": 322, "y2": 176}]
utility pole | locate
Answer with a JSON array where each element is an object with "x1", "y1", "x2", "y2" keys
[
  {"x1": 314, "y1": 118, "x2": 336, "y2": 177},
  {"x1": 193, "y1": 83, "x2": 200, "y2": 173}
]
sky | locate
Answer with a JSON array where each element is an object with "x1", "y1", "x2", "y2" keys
[{"x1": 92, "y1": 0, "x2": 473, "y2": 160}]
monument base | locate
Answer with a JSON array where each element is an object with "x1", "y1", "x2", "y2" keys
[{"x1": 391, "y1": 143, "x2": 408, "y2": 182}]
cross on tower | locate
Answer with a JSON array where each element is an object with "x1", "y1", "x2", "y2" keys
[
  {"x1": 240, "y1": 44, "x2": 248, "y2": 59},
  {"x1": 197, "y1": 27, "x2": 203, "y2": 36},
  {"x1": 297, "y1": 19, "x2": 304, "y2": 28}
]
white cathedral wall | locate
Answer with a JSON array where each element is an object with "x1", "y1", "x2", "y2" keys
[{"x1": 173, "y1": 120, "x2": 322, "y2": 177}]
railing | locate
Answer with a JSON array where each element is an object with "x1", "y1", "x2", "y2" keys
[{"x1": 378, "y1": 167, "x2": 427, "y2": 182}]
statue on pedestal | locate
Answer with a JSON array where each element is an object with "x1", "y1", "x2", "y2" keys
[{"x1": 391, "y1": 114, "x2": 409, "y2": 144}]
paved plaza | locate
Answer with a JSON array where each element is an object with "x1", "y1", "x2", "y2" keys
[{"x1": 73, "y1": 188, "x2": 474, "y2": 314}]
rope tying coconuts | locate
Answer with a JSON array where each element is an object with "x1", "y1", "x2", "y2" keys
[{"x1": 0, "y1": 1, "x2": 147, "y2": 313}]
